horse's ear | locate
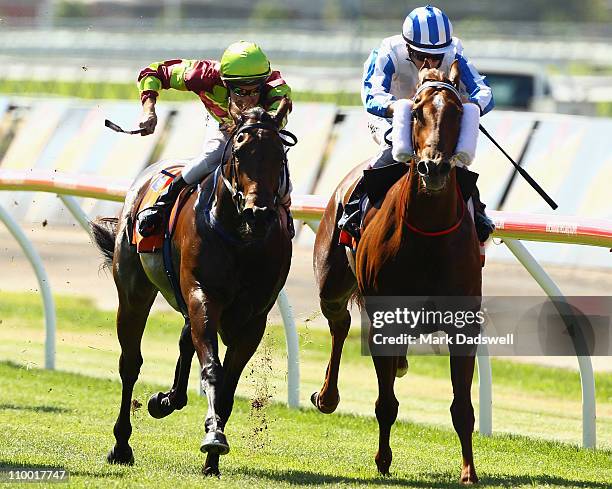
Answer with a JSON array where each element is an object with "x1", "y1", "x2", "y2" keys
[
  {"x1": 420, "y1": 58, "x2": 432, "y2": 71},
  {"x1": 272, "y1": 96, "x2": 292, "y2": 127},
  {"x1": 449, "y1": 60, "x2": 461, "y2": 89},
  {"x1": 228, "y1": 99, "x2": 242, "y2": 125}
]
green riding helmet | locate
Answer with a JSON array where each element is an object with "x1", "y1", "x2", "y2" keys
[{"x1": 220, "y1": 41, "x2": 271, "y2": 85}]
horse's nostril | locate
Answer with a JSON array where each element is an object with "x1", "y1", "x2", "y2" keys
[
  {"x1": 245, "y1": 206, "x2": 276, "y2": 227},
  {"x1": 440, "y1": 161, "x2": 451, "y2": 175},
  {"x1": 243, "y1": 207, "x2": 255, "y2": 224},
  {"x1": 417, "y1": 160, "x2": 429, "y2": 176}
]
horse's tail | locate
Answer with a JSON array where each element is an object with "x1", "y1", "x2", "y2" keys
[
  {"x1": 90, "y1": 217, "x2": 118, "y2": 270},
  {"x1": 349, "y1": 286, "x2": 364, "y2": 310}
]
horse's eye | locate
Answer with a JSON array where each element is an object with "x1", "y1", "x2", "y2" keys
[
  {"x1": 413, "y1": 108, "x2": 424, "y2": 124},
  {"x1": 236, "y1": 133, "x2": 246, "y2": 144}
]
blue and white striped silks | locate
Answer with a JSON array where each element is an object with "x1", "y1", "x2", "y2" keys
[
  {"x1": 402, "y1": 4, "x2": 453, "y2": 53},
  {"x1": 361, "y1": 35, "x2": 494, "y2": 119}
]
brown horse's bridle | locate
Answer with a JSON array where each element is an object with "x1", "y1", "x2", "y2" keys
[
  {"x1": 413, "y1": 80, "x2": 461, "y2": 102},
  {"x1": 216, "y1": 120, "x2": 297, "y2": 214},
  {"x1": 411, "y1": 80, "x2": 462, "y2": 155}
]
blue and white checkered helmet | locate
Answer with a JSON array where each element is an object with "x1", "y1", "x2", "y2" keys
[{"x1": 402, "y1": 5, "x2": 453, "y2": 54}]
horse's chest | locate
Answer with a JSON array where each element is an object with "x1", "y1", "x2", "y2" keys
[{"x1": 374, "y1": 237, "x2": 479, "y2": 296}]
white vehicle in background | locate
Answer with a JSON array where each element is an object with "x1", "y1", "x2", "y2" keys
[{"x1": 476, "y1": 60, "x2": 556, "y2": 112}]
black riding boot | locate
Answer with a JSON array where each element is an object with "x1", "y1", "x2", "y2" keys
[
  {"x1": 138, "y1": 175, "x2": 188, "y2": 237},
  {"x1": 338, "y1": 177, "x2": 366, "y2": 240},
  {"x1": 283, "y1": 205, "x2": 295, "y2": 239},
  {"x1": 338, "y1": 147, "x2": 397, "y2": 243},
  {"x1": 472, "y1": 185, "x2": 495, "y2": 243}
]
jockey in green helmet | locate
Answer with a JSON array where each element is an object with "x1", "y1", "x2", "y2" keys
[{"x1": 136, "y1": 41, "x2": 294, "y2": 238}]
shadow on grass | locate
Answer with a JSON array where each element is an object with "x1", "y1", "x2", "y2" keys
[
  {"x1": 0, "y1": 403, "x2": 70, "y2": 414},
  {"x1": 233, "y1": 467, "x2": 610, "y2": 488}
]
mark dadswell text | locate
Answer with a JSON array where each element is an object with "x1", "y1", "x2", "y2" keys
[{"x1": 372, "y1": 333, "x2": 515, "y2": 346}]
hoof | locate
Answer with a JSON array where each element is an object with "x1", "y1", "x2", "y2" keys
[
  {"x1": 460, "y1": 466, "x2": 479, "y2": 485},
  {"x1": 202, "y1": 464, "x2": 220, "y2": 477},
  {"x1": 375, "y1": 449, "x2": 392, "y2": 476},
  {"x1": 147, "y1": 392, "x2": 175, "y2": 419},
  {"x1": 310, "y1": 391, "x2": 338, "y2": 414},
  {"x1": 200, "y1": 430, "x2": 230, "y2": 456},
  {"x1": 106, "y1": 445, "x2": 134, "y2": 465}
]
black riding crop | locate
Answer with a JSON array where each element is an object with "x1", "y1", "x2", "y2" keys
[
  {"x1": 479, "y1": 124, "x2": 558, "y2": 210},
  {"x1": 104, "y1": 119, "x2": 146, "y2": 135}
]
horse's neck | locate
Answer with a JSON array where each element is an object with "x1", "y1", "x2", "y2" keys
[{"x1": 404, "y1": 167, "x2": 459, "y2": 233}]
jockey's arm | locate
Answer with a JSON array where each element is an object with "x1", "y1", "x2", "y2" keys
[
  {"x1": 362, "y1": 43, "x2": 398, "y2": 119},
  {"x1": 137, "y1": 59, "x2": 197, "y2": 135},
  {"x1": 263, "y1": 73, "x2": 292, "y2": 128},
  {"x1": 453, "y1": 51, "x2": 495, "y2": 115}
]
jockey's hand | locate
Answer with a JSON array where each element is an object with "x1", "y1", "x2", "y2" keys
[{"x1": 139, "y1": 110, "x2": 157, "y2": 136}]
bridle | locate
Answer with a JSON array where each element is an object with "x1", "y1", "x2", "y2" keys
[
  {"x1": 408, "y1": 80, "x2": 466, "y2": 237},
  {"x1": 384, "y1": 80, "x2": 462, "y2": 153},
  {"x1": 214, "y1": 119, "x2": 298, "y2": 214},
  {"x1": 413, "y1": 80, "x2": 462, "y2": 104}
]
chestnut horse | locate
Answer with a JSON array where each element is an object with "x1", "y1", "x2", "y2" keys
[
  {"x1": 91, "y1": 100, "x2": 293, "y2": 475},
  {"x1": 311, "y1": 62, "x2": 482, "y2": 483}
]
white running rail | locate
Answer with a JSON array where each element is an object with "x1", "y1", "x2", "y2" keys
[{"x1": 2, "y1": 169, "x2": 612, "y2": 446}]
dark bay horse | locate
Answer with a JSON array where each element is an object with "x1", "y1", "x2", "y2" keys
[
  {"x1": 91, "y1": 100, "x2": 293, "y2": 475},
  {"x1": 311, "y1": 62, "x2": 482, "y2": 483}
]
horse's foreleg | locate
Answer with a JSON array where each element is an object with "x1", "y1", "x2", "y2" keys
[
  {"x1": 449, "y1": 352, "x2": 478, "y2": 484},
  {"x1": 372, "y1": 355, "x2": 399, "y2": 475},
  {"x1": 147, "y1": 320, "x2": 194, "y2": 419},
  {"x1": 311, "y1": 301, "x2": 351, "y2": 414},
  {"x1": 218, "y1": 314, "x2": 266, "y2": 425},
  {"x1": 188, "y1": 295, "x2": 227, "y2": 474},
  {"x1": 107, "y1": 291, "x2": 156, "y2": 465},
  {"x1": 200, "y1": 314, "x2": 267, "y2": 476}
]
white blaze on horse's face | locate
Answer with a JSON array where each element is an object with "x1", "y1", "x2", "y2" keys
[
  {"x1": 414, "y1": 86, "x2": 461, "y2": 192},
  {"x1": 433, "y1": 93, "x2": 445, "y2": 110}
]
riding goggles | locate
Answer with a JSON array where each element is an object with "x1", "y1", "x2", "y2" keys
[
  {"x1": 228, "y1": 83, "x2": 264, "y2": 97},
  {"x1": 407, "y1": 46, "x2": 444, "y2": 63}
]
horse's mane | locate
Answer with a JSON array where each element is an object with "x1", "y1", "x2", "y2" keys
[{"x1": 359, "y1": 171, "x2": 412, "y2": 291}]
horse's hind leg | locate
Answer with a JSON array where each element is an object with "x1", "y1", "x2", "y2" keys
[
  {"x1": 449, "y1": 349, "x2": 478, "y2": 484},
  {"x1": 107, "y1": 286, "x2": 157, "y2": 465},
  {"x1": 372, "y1": 355, "x2": 399, "y2": 475},
  {"x1": 311, "y1": 206, "x2": 356, "y2": 414},
  {"x1": 147, "y1": 320, "x2": 194, "y2": 419}
]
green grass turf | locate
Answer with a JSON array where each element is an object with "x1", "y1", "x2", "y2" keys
[
  {"x1": 0, "y1": 78, "x2": 363, "y2": 106},
  {"x1": 0, "y1": 291, "x2": 611, "y2": 458},
  {"x1": 0, "y1": 361, "x2": 610, "y2": 489},
  {"x1": 2, "y1": 78, "x2": 612, "y2": 115}
]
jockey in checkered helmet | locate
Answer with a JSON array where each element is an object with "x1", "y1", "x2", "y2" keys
[
  {"x1": 337, "y1": 5, "x2": 495, "y2": 246},
  {"x1": 403, "y1": 4, "x2": 454, "y2": 59}
]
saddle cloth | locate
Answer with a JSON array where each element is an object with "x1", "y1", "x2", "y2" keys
[{"x1": 131, "y1": 166, "x2": 185, "y2": 253}]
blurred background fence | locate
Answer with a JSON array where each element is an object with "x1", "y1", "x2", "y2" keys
[{"x1": 1, "y1": 0, "x2": 612, "y2": 115}]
